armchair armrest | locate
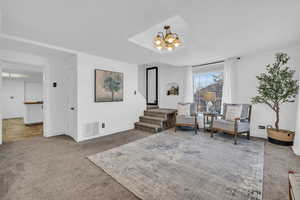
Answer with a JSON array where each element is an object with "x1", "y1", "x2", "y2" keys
[
  {"x1": 234, "y1": 117, "x2": 249, "y2": 122},
  {"x1": 190, "y1": 113, "x2": 198, "y2": 117}
]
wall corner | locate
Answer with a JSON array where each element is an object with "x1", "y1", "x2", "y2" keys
[{"x1": 292, "y1": 145, "x2": 300, "y2": 156}]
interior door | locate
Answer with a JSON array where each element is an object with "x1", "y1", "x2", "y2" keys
[
  {"x1": 146, "y1": 67, "x2": 158, "y2": 105},
  {"x1": 66, "y1": 68, "x2": 77, "y2": 140}
]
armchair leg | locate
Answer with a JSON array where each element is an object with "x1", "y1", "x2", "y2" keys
[
  {"x1": 234, "y1": 120, "x2": 238, "y2": 145},
  {"x1": 234, "y1": 132, "x2": 238, "y2": 145},
  {"x1": 203, "y1": 116, "x2": 206, "y2": 133},
  {"x1": 247, "y1": 131, "x2": 250, "y2": 140}
]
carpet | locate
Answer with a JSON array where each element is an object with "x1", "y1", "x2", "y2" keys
[{"x1": 88, "y1": 130, "x2": 264, "y2": 200}]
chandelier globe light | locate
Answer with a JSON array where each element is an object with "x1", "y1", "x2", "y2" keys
[{"x1": 153, "y1": 25, "x2": 182, "y2": 51}]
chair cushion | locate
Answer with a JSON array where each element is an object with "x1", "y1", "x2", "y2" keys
[
  {"x1": 176, "y1": 115, "x2": 194, "y2": 124},
  {"x1": 177, "y1": 103, "x2": 190, "y2": 116},
  {"x1": 189, "y1": 103, "x2": 197, "y2": 116},
  {"x1": 213, "y1": 119, "x2": 250, "y2": 132},
  {"x1": 225, "y1": 104, "x2": 242, "y2": 121},
  {"x1": 241, "y1": 104, "x2": 251, "y2": 120},
  {"x1": 176, "y1": 115, "x2": 203, "y2": 126}
]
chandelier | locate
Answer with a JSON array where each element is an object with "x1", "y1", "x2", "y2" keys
[{"x1": 153, "y1": 25, "x2": 182, "y2": 51}]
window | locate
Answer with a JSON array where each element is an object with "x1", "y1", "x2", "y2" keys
[{"x1": 193, "y1": 71, "x2": 223, "y2": 113}]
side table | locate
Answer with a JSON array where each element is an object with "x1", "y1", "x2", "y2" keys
[{"x1": 203, "y1": 112, "x2": 222, "y2": 132}]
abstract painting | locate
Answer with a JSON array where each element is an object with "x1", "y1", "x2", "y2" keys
[{"x1": 94, "y1": 69, "x2": 123, "y2": 102}]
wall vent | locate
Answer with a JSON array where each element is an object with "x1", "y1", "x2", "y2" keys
[{"x1": 84, "y1": 122, "x2": 100, "y2": 137}]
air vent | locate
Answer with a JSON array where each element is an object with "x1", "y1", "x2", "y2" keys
[{"x1": 84, "y1": 122, "x2": 100, "y2": 137}]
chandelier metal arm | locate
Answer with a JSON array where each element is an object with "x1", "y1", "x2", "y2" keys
[
  {"x1": 154, "y1": 25, "x2": 182, "y2": 51},
  {"x1": 157, "y1": 32, "x2": 164, "y2": 38},
  {"x1": 173, "y1": 33, "x2": 179, "y2": 38}
]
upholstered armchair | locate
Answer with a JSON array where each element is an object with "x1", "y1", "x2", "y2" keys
[
  {"x1": 209, "y1": 104, "x2": 252, "y2": 144},
  {"x1": 175, "y1": 103, "x2": 199, "y2": 134}
]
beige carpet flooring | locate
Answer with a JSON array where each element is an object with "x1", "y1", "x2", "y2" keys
[{"x1": 0, "y1": 129, "x2": 299, "y2": 200}]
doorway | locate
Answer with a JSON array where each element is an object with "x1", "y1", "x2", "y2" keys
[
  {"x1": 1, "y1": 68, "x2": 44, "y2": 143},
  {"x1": 0, "y1": 37, "x2": 78, "y2": 144},
  {"x1": 146, "y1": 67, "x2": 158, "y2": 105}
]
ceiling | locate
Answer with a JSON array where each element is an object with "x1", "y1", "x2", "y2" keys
[
  {"x1": 1, "y1": 0, "x2": 300, "y2": 66},
  {"x1": 128, "y1": 15, "x2": 189, "y2": 54},
  {"x1": 2, "y1": 61, "x2": 43, "y2": 82},
  {"x1": 0, "y1": 37, "x2": 75, "y2": 61}
]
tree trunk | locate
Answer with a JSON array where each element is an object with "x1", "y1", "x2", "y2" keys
[
  {"x1": 111, "y1": 91, "x2": 114, "y2": 101},
  {"x1": 275, "y1": 108, "x2": 279, "y2": 131}
]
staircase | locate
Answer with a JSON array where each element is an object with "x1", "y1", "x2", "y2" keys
[{"x1": 135, "y1": 108, "x2": 177, "y2": 133}]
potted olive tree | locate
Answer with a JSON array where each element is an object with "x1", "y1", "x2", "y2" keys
[{"x1": 252, "y1": 53, "x2": 299, "y2": 146}]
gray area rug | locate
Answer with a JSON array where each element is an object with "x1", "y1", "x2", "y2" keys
[{"x1": 88, "y1": 130, "x2": 264, "y2": 200}]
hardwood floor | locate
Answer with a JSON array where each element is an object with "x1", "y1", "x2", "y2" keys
[{"x1": 2, "y1": 118, "x2": 43, "y2": 143}]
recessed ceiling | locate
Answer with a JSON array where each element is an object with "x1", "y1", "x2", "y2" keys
[{"x1": 1, "y1": 0, "x2": 300, "y2": 66}]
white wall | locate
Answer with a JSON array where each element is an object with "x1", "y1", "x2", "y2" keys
[
  {"x1": 0, "y1": 10, "x2": 2, "y2": 33},
  {"x1": 233, "y1": 44, "x2": 300, "y2": 138},
  {"x1": 159, "y1": 65, "x2": 186, "y2": 108},
  {"x1": 2, "y1": 79, "x2": 25, "y2": 119},
  {"x1": 24, "y1": 81, "x2": 43, "y2": 102},
  {"x1": 1, "y1": 79, "x2": 43, "y2": 120},
  {"x1": 43, "y1": 57, "x2": 76, "y2": 137},
  {"x1": 24, "y1": 104, "x2": 43, "y2": 124},
  {"x1": 64, "y1": 56, "x2": 78, "y2": 141},
  {"x1": 138, "y1": 64, "x2": 147, "y2": 98},
  {"x1": 293, "y1": 73, "x2": 300, "y2": 155},
  {"x1": 77, "y1": 53, "x2": 145, "y2": 142},
  {"x1": 182, "y1": 66, "x2": 193, "y2": 103},
  {"x1": 138, "y1": 63, "x2": 186, "y2": 109}
]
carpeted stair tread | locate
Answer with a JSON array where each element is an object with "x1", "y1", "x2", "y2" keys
[
  {"x1": 145, "y1": 109, "x2": 177, "y2": 114},
  {"x1": 134, "y1": 122, "x2": 161, "y2": 128},
  {"x1": 140, "y1": 116, "x2": 166, "y2": 121},
  {"x1": 135, "y1": 108, "x2": 177, "y2": 133},
  {"x1": 146, "y1": 105, "x2": 159, "y2": 110}
]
